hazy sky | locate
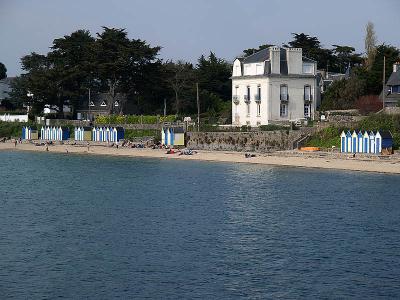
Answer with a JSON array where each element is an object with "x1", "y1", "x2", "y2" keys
[{"x1": 1, "y1": 0, "x2": 399, "y2": 76}]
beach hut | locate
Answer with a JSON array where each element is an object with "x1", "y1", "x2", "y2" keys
[
  {"x1": 363, "y1": 131, "x2": 369, "y2": 153},
  {"x1": 369, "y1": 131, "x2": 376, "y2": 154},
  {"x1": 22, "y1": 126, "x2": 38, "y2": 140},
  {"x1": 351, "y1": 131, "x2": 358, "y2": 153},
  {"x1": 340, "y1": 131, "x2": 346, "y2": 153},
  {"x1": 357, "y1": 131, "x2": 363, "y2": 153},
  {"x1": 74, "y1": 126, "x2": 92, "y2": 141},
  {"x1": 110, "y1": 127, "x2": 124, "y2": 142},
  {"x1": 375, "y1": 131, "x2": 393, "y2": 154},
  {"x1": 161, "y1": 127, "x2": 185, "y2": 146},
  {"x1": 345, "y1": 131, "x2": 352, "y2": 153},
  {"x1": 40, "y1": 126, "x2": 70, "y2": 141}
]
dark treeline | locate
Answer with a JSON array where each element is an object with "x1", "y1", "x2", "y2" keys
[{"x1": 5, "y1": 26, "x2": 400, "y2": 117}]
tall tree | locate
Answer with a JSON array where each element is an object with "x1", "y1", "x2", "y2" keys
[
  {"x1": 332, "y1": 45, "x2": 362, "y2": 73},
  {"x1": 287, "y1": 33, "x2": 335, "y2": 71},
  {"x1": 0, "y1": 62, "x2": 6, "y2": 80},
  {"x1": 95, "y1": 27, "x2": 161, "y2": 114},
  {"x1": 164, "y1": 60, "x2": 195, "y2": 114},
  {"x1": 49, "y1": 29, "x2": 96, "y2": 116},
  {"x1": 364, "y1": 21, "x2": 377, "y2": 70}
]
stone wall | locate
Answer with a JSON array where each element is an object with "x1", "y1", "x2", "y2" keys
[{"x1": 186, "y1": 130, "x2": 308, "y2": 152}]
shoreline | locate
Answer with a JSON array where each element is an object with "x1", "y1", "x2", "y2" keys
[{"x1": 1, "y1": 142, "x2": 400, "y2": 174}]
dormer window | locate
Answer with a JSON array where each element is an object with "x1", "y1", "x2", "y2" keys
[
  {"x1": 100, "y1": 101, "x2": 107, "y2": 107},
  {"x1": 392, "y1": 85, "x2": 400, "y2": 94},
  {"x1": 303, "y1": 63, "x2": 313, "y2": 74},
  {"x1": 114, "y1": 101, "x2": 119, "y2": 107},
  {"x1": 89, "y1": 101, "x2": 95, "y2": 107}
]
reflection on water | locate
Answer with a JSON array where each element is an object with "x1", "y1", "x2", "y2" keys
[{"x1": 0, "y1": 151, "x2": 400, "y2": 299}]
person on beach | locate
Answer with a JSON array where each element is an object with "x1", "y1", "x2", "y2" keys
[
  {"x1": 87, "y1": 142, "x2": 90, "y2": 152},
  {"x1": 14, "y1": 140, "x2": 17, "y2": 148},
  {"x1": 46, "y1": 144, "x2": 49, "y2": 152}
]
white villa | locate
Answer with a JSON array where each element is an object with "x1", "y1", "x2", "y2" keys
[{"x1": 231, "y1": 46, "x2": 319, "y2": 126}]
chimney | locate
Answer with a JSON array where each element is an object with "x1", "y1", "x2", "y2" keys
[
  {"x1": 286, "y1": 48, "x2": 302, "y2": 74},
  {"x1": 269, "y1": 47, "x2": 281, "y2": 74},
  {"x1": 393, "y1": 62, "x2": 400, "y2": 73}
]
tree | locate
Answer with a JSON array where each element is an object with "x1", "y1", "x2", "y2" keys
[
  {"x1": 332, "y1": 45, "x2": 362, "y2": 73},
  {"x1": 355, "y1": 95, "x2": 382, "y2": 114},
  {"x1": 164, "y1": 60, "x2": 195, "y2": 114},
  {"x1": 365, "y1": 21, "x2": 377, "y2": 70},
  {"x1": 286, "y1": 33, "x2": 335, "y2": 71},
  {"x1": 355, "y1": 44, "x2": 400, "y2": 95},
  {"x1": 49, "y1": 29, "x2": 96, "y2": 116},
  {"x1": 0, "y1": 62, "x2": 6, "y2": 80},
  {"x1": 95, "y1": 27, "x2": 161, "y2": 114},
  {"x1": 321, "y1": 77, "x2": 366, "y2": 110}
]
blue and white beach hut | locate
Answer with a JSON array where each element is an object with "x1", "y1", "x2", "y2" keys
[
  {"x1": 351, "y1": 131, "x2": 358, "y2": 153},
  {"x1": 357, "y1": 131, "x2": 363, "y2": 153},
  {"x1": 345, "y1": 131, "x2": 352, "y2": 153},
  {"x1": 41, "y1": 126, "x2": 70, "y2": 141},
  {"x1": 92, "y1": 126, "x2": 124, "y2": 142},
  {"x1": 110, "y1": 127, "x2": 124, "y2": 142},
  {"x1": 22, "y1": 126, "x2": 38, "y2": 140},
  {"x1": 378, "y1": 131, "x2": 393, "y2": 153},
  {"x1": 74, "y1": 126, "x2": 92, "y2": 141},
  {"x1": 369, "y1": 131, "x2": 376, "y2": 154},
  {"x1": 363, "y1": 131, "x2": 369, "y2": 153},
  {"x1": 340, "y1": 131, "x2": 346, "y2": 153}
]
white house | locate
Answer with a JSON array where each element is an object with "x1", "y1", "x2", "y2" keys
[{"x1": 231, "y1": 46, "x2": 318, "y2": 126}]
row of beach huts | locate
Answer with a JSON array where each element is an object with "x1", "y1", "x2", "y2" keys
[
  {"x1": 22, "y1": 126, "x2": 124, "y2": 142},
  {"x1": 22, "y1": 125, "x2": 185, "y2": 146},
  {"x1": 340, "y1": 130, "x2": 393, "y2": 154}
]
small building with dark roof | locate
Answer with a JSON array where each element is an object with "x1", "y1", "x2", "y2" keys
[{"x1": 382, "y1": 62, "x2": 400, "y2": 107}]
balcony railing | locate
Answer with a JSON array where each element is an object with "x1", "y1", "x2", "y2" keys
[
  {"x1": 254, "y1": 94, "x2": 261, "y2": 102},
  {"x1": 232, "y1": 95, "x2": 240, "y2": 104},
  {"x1": 280, "y1": 94, "x2": 289, "y2": 101},
  {"x1": 244, "y1": 95, "x2": 250, "y2": 103}
]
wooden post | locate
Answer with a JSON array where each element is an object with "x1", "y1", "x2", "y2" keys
[
  {"x1": 383, "y1": 55, "x2": 386, "y2": 110},
  {"x1": 196, "y1": 83, "x2": 200, "y2": 132}
]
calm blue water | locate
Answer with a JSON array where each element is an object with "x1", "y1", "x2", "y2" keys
[{"x1": 0, "y1": 151, "x2": 400, "y2": 299}]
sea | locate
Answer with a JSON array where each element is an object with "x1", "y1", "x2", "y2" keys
[{"x1": 1, "y1": 151, "x2": 400, "y2": 299}]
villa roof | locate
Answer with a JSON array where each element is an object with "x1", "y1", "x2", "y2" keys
[
  {"x1": 386, "y1": 71, "x2": 400, "y2": 86},
  {"x1": 242, "y1": 48, "x2": 270, "y2": 63}
]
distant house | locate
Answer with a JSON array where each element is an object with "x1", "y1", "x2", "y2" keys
[
  {"x1": 317, "y1": 68, "x2": 350, "y2": 94},
  {"x1": 231, "y1": 46, "x2": 319, "y2": 126},
  {"x1": 382, "y1": 62, "x2": 400, "y2": 107},
  {"x1": 76, "y1": 93, "x2": 130, "y2": 120}
]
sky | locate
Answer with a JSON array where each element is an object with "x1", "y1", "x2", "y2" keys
[{"x1": 0, "y1": 0, "x2": 399, "y2": 76}]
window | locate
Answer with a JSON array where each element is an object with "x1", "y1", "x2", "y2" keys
[
  {"x1": 392, "y1": 85, "x2": 400, "y2": 93},
  {"x1": 280, "y1": 103, "x2": 287, "y2": 117},
  {"x1": 256, "y1": 85, "x2": 261, "y2": 100},
  {"x1": 247, "y1": 86, "x2": 250, "y2": 99},
  {"x1": 256, "y1": 63, "x2": 262, "y2": 75},
  {"x1": 280, "y1": 85, "x2": 288, "y2": 101},
  {"x1": 244, "y1": 64, "x2": 250, "y2": 75},
  {"x1": 235, "y1": 65, "x2": 240, "y2": 76},
  {"x1": 304, "y1": 104, "x2": 310, "y2": 117},
  {"x1": 303, "y1": 63, "x2": 313, "y2": 74},
  {"x1": 257, "y1": 103, "x2": 261, "y2": 116},
  {"x1": 247, "y1": 103, "x2": 250, "y2": 116},
  {"x1": 100, "y1": 101, "x2": 107, "y2": 107},
  {"x1": 304, "y1": 85, "x2": 311, "y2": 101},
  {"x1": 114, "y1": 101, "x2": 119, "y2": 107},
  {"x1": 89, "y1": 101, "x2": 95, "y2": 107}
]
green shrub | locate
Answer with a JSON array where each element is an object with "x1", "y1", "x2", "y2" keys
[
  {"x1": 95, "y1": 115, "x2": 176, "y2": 125},
  {"x1": 124, "y1": 129, "x2": 161, "y2": 140}
]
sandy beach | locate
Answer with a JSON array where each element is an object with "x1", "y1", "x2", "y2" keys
[{"x1": 1, "y1": 141, "x2": 400, "y2": 174}]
